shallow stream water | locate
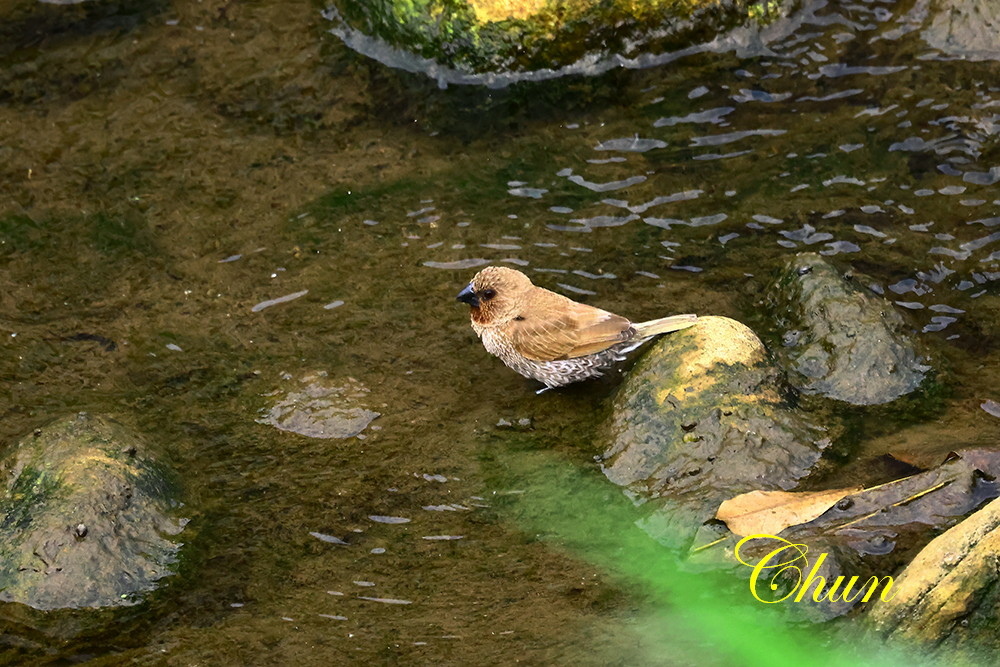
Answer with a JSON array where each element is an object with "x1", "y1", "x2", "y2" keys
[{"x1": 0, "y1": 0, "x2": 998, "y2": 663}]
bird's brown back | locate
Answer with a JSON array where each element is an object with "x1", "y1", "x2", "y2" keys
[{"x1": 502, "y1": 286, "x2": 634, "y2": 361}]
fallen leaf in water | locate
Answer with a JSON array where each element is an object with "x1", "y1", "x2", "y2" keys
[
  {"x1": 716, "y1": 487, "x2": 861, "y2": 537},
  {"x1": 693, "y1": 450, "x2": 1000, "y2": 622}
]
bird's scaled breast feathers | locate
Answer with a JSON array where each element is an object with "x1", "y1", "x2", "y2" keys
[{"x1": 479, "y1": 327, "x2": 633, "y2": 387}]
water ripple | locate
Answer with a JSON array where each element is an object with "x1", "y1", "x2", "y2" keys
[
  {"x1": 566, "y1": 214, "x2": 638, "y2": 229},
  {"x1": 797, "y1": 88, "x2": 864, "y2": 102},
  {"x1": 369, "y1": 515, "x2": 411, "y2": 524},
  {"x1": 609, "y1": 190, "x2": 703, "y2": 214},
  {"x1": 508, "y1": 186, "x2": 549, "y2": 198},
  {"x1": 251, "y1": 290, "x2": 309, "y2": 313},
  {"x1": 814, "y1": 64, "x2": 907, "y2": 78},
  {"x1": 692, "y1": 149, "x2": 754, "y2": 160},
  {"x1": 594, "y1": 136, "x2": 667, "y2": 152},
  {"x1": 964, "y1": 168, "x2": 1000, "y2": 185},
  {"x1": 690, "y1": 129, "x2": 787, "y2": 147},
  {"x1": 557, "y1": 283, "x2": 597, "y2": 296},
  {"x1": 653, "y1": 106, "x2": 734, "y2": 127},
  {"x1": 731, "y1": 89, "x2": 792, "y2": 103},
  {"x1": 423, "y1": 258, "x2": 490, "y2": 270},
  {"x1": 563, "y1": 171, "x2": 648, "y2": 192}
]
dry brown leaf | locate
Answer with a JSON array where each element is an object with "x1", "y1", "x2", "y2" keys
[{"x1": 716, "y1": 487, "x2": 862, "y2": 537}]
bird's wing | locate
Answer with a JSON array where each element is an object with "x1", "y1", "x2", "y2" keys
[{"x1": 507, "y1": 291, "x2": 633, "y2": 361}]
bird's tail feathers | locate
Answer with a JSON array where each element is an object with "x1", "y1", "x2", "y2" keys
[{"x1": 633, "y1": 314, "x2": 698, "y2": 338}]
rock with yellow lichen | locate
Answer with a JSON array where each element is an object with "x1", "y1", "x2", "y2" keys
[
  {"x1": 0, "y1": 413, "x2": 185, "y2": 618},
  {"x1": 602, "y1": 315, "x2": 830, "y2": 549},
  {"x1": 324, "y1": 0, "x2": 791, "y2": 84},
  {"x1": 868, "y1": 494, "x2": 1000, "y2": 653}
]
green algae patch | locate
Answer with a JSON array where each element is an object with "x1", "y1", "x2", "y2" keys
[
  {"x1": 0, "y1": 210, "x2": 156, "y2": 269},
  {"x1": 0, "y1": 413, "x2": 185, "y2": 612}
]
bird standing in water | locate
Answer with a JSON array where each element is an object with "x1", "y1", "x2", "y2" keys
[{"x1": 456, "y1": 266, "x2": 697, "y2": 392}]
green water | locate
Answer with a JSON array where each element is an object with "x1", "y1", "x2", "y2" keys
[{"x1": 0, "y1": 0, "x2": 998, "y2": 663}]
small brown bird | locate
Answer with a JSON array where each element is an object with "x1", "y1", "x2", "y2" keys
[{"x1": 456, "y1": 266, "x2": 697, "y2": 392}]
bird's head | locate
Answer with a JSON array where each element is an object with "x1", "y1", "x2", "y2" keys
[{"x1": 456, "y1": 266, "x2": 532, "y2": 326}]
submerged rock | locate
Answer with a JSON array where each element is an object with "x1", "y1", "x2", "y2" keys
[
  {"x1": 325, "y1": 0, "x2": 791, "y2": 86},
  {"x1": 602, "y1": 316, "x2": 830, "y2": 549},
  {"x1": 923, "y1": 0, "x2": 1000, "y2": 62},
  {"x1": 0, "y1": 413, "x2": 185, "y2": 612},
  {"x1": 259, "y1": 372, "x2": 380, "y2": 439},
  {"x1": 869, "y1": 487, "x2": 1000, "y2": 649},
  {"x1": 764, "y1": 253, "x2": 929, "y2": 405}
]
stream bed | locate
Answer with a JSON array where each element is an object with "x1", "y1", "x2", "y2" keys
[{"x1": 0, "y1": 0, "x2": 998, "y2": 663}]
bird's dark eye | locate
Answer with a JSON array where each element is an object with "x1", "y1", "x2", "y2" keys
[{"x1": 481, "y1": 288, "x2": 496, "y2": 301}]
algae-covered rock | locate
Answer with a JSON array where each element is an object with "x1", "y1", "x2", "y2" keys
[
  {"x1": 869, "y1": 490, "x2": 1000, "y2": 649},
  {"x1": 765, "y1": 253, "x2": 929, "y2": 406},
  {"x1": 0, "y1": 413, "x2": 185, "y2": 611},
  {"x1": 602, "y1": 315, "x2": 829, "y2": 549},
  {"x1": 324, "y1": 0, "x2": 790, "y2": 85}
]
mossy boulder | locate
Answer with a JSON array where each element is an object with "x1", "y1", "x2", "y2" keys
[
  {"x1": 602, "y1": 316, "x2": 829, "y2": 549},
  {"x1": 324, "y1": 0, "x2": 790, "y2": 84},
  {"x1": 0, "y1": 413, "x2": 185, "y2": 612},
  {"x1": 763, "y1": 253, "x2": 929, "y2": 406}
]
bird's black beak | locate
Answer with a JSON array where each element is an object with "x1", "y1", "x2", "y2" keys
[{"x1": 456, "y1": 283, "x2": 479, "y2": 308}]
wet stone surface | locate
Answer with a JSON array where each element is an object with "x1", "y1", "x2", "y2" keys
[
  {"x1": 259, "y1": 372, "x2": 381, "y2": 439},
  {"x1": 602, "y1": 316, "x2": 830, "y2": 549},
  {"x1": 869, "y1": 491, "x2": 1000, "y2": 652},
  {"x1": 325, "y1": 0, "x2": 791, "y2": 84},
  {"x1": 762, "y1": 253, "x2": 930, "y2": 406},
  {"x1": 0, "y1": 413, "x2": 185, "y2": 612}
]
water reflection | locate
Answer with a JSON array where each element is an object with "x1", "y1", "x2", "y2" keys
[{"x1": 437, "y1": 0, "x2": 1000, "y2": 338}]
